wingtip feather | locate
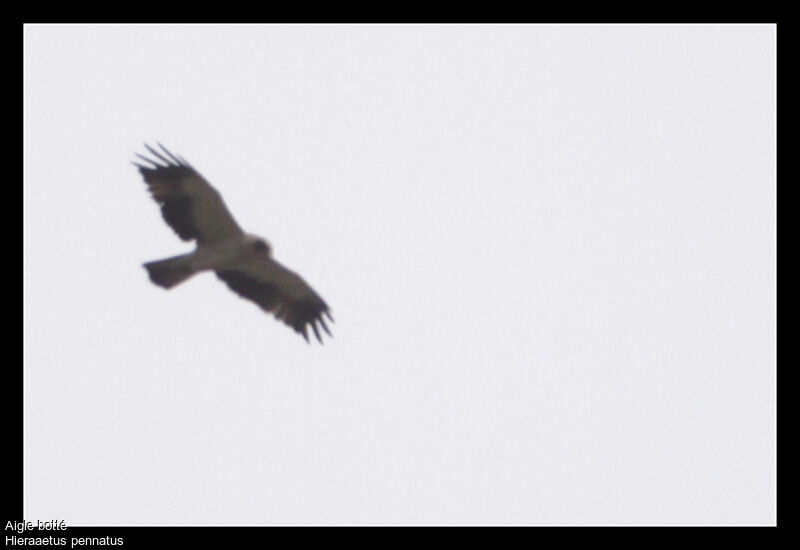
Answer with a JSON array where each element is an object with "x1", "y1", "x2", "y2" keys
[
  {"x1": 157, "y1": 142, "x2": 183, "y2": 165},
  {"x1": 311, "y1": 322, "x2": 322, "y2": 343},
  {"x1": 320, "y1": 317, "x2": 332, "y2": 336},
  {"x1": 134, "y1": 153, "x2": 160, "y2": 167},
  {"x1": 144, "y1": 143, "x2": 173, "y2": 166}
]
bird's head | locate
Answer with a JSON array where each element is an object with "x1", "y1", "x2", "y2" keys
[{"x1": 244, "y1": 234, "x2": 273, "y2": 257}]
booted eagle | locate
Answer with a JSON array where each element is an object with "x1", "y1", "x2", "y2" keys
[{"x1": 134, "y1": 143, "x2": 333, "y2": 343}]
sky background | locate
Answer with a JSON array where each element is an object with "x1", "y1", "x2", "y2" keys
[{"x1": 23, "y1": 24, "x2": 776, "y2": 525}]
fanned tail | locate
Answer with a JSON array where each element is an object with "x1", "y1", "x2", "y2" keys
[{"x1": 143, "y1": 255, "x2": 196, "y2": 289}]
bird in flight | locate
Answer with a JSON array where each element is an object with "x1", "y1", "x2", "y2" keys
[{"x1": 133, "y1": 143, "x2": 333, "y2": 343}]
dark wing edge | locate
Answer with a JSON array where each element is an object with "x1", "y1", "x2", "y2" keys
[
  {"x1": 215, "y1": 269, "x2": 334, "y2": 344},
  {"x1": 132, "y1": 143, "x2": 210, "y2": 242}
]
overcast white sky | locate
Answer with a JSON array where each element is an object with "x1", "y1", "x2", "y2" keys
[{"x1": 23, "y1": 24, "x2": 775, "y2": 526}]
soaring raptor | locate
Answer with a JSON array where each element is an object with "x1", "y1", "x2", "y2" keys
[{"x1": 134, "y1": 143, "x2": 333, "y2": 343}]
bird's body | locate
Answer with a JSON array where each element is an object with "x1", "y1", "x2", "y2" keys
[{"x1": 134, "y1": 143, "x2": 332, "y2": 343}]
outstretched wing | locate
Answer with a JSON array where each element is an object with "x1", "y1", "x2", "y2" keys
[
  {"x1": 133, "y1": 143, "x2": 244, "y2": 244},
  {"x1": 216, "y1": 257, "x2": 333, "y2": 343}
]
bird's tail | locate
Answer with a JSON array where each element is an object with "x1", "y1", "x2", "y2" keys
[{"x1": 143, "y1": 254, "x2": 197, "y2": 289}]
